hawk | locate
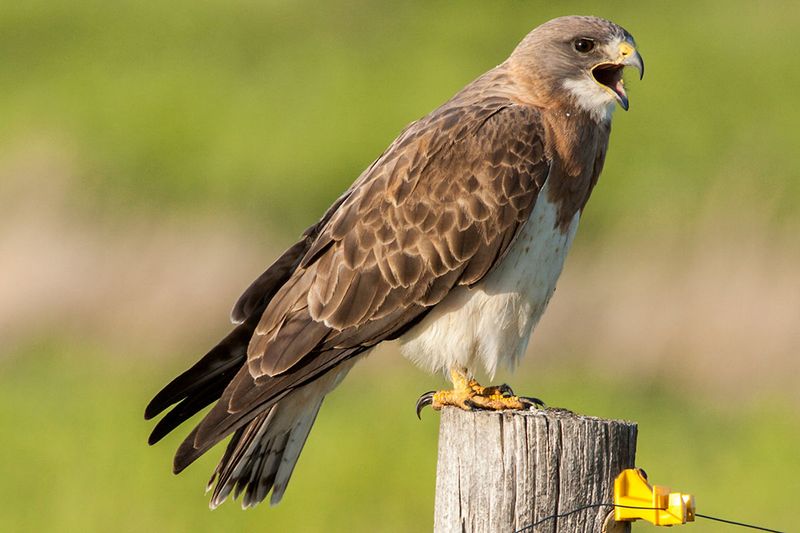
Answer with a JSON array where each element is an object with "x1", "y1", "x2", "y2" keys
[{"x1": 145, "y1": 15, "x2": 643, "y2": 508}]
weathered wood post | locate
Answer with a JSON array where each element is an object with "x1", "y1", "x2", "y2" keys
[{"x1": 434, "y1": 408, "x2": 637, "y2": 533}]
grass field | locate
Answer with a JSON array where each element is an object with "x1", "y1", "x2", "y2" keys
[
  {"x1": 2, "y1": 1, "x2": 799, "y2": 233},
  {"x1": 2, "y1": 1, "x2": 799, "y2": 531},
  {"x1": 1, "y1": 342, "x2": 796, "y2": 532}
]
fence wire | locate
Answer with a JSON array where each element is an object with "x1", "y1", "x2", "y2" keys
[{"x1": 512, "y1": 502, "x2": 784, "y2": 533}]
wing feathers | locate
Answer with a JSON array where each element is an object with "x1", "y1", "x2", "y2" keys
[
  {"x1": 253, "y1": 311, "x2": 328, "y2": 376},
  {"x1": 231, "y1": 233, "x2": 315, "y2": 324},
  {"x1": 159, "y1": 94, "x2": 552, "y2": 505},
  {"x1": 144, "y1": 315, "x2": 255, "y2": 438},
  {"x1": 243, "y1": 102, "x2": 548, "y2": 383}
]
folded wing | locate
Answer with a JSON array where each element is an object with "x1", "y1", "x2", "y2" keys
[{"x1": 151, "y1": 99, "x2": 552, "y2": 506}]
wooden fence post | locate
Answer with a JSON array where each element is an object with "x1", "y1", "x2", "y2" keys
[{"x1": 433, "y1": 407, "x2": 637, "y2": 533}]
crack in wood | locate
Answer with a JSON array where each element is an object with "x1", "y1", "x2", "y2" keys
[{"x1": 433, "y1": 408, "x2": 637, "y2": 533}]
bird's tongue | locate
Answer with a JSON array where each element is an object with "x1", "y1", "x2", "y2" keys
[
  {"x1": 611, "y1": 79, "x2": 626, "y2": 100},
  {"x1": 612, "y1": 79, "x2": 629, "y2": 110}
]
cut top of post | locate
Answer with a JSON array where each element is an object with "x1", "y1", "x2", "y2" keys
[{"x1": 433, "y1": 407, "x2": 638, "y2": 533}]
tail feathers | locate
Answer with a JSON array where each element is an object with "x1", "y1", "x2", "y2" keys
[
  {"x1": 172, "y1": 347, "x2": 360, "y2": 473},
  {"x1": 207, "y1": 389, "x2": 324, "y2": 508}
]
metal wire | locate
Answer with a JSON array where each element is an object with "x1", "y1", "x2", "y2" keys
[
  {"x1": 513, "y1": 503, "x2": 665, "y2": 533},
  {"x1": 513, "y1": 503, "x2": 785, "y2": 533},
  {"x1": 695, "y1": 512, "x2": 784, "y2": 533}
]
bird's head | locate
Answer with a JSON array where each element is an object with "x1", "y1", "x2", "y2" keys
[{"x1": 509, "y1": 16, "x2": 644, "y2": 122}]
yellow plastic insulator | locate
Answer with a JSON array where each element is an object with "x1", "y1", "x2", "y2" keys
[{"x1": 614, "y1": 468, "x2": 696, "y2": 526}]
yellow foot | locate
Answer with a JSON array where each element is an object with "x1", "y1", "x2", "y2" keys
[{"x1": 415, "y1": 380, "x2": 544, "y2": 418}]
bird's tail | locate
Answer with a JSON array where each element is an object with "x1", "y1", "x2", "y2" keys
[{"x1": 205, "y1": 361, "x2": 355, "y2": 508}]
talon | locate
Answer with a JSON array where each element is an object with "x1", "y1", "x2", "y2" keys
[
  {"x1": 520, "y1": 396, "x2": 545, "y2": 409},
  {"x1": 498, "y1": 383, "x2": 515, "y2": 397},
  {"x1": 415, "y1": 391, "x2": 435, "y2": 419},
  {"x1": 418, "y1": 368, "x2": 544, "y2": 414}
]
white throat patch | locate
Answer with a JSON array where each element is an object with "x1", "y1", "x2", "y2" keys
[{"x1": 562, "y1": 76, "x2": 616, "y2": 123}]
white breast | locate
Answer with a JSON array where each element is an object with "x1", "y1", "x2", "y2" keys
[{"x1": 398, "y1": 179, "x2": 580, "y2": 379}]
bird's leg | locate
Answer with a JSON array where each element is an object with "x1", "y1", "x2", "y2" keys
[{"x1": 416, "y1": 367, "x2": 544, "y2": 418}]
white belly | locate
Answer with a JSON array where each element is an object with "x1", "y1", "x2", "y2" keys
[{"x1": 398, "y1": 180, "x2": 579, "y2": 379}]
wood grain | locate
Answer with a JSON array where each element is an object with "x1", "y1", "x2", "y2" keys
[{"x1": 433, "y1": 407, "x2": 637, "y2": 533}]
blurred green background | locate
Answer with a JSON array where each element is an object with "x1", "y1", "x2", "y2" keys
[{"x1": 1, "y1": 1, "x2": 798, "y2": 532}]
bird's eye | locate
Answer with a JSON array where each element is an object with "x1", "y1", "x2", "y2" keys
[{"x1": 573, "y1": 38, "x2": 595, "y2": 53}]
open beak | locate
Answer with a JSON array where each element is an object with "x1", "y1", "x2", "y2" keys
[{"x1": 591, "y1": 41, "x2": 644, "y2": 111}]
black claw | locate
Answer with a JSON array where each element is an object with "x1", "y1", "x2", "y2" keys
[
  {"x1": 520, "y1": 396, "x2": 546, "y2": 409},
  {"x1": 416, "y1": 391, "x2": 435, "y2": 419},
  {"x1": 498, "y1": 383, "x2": 515, "y2": 397},
  {"x1": 463, "y1": 398, "x2": 479, "y2": 410}
]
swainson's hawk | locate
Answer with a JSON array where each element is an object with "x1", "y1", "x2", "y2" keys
[{"x1": 145, "y1": 15, "x2": 643, "y2": 508}]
